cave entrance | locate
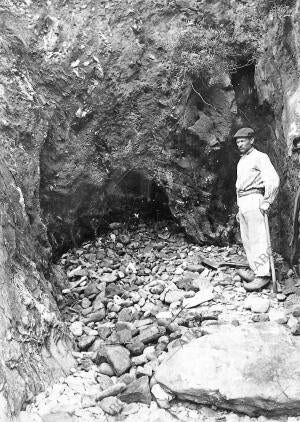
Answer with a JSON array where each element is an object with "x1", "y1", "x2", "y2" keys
[
  {"x1": 52, "y1": 169, "x2": 178, "y2": 257},
  {"x1": 102, "y1": 169, "x2": 174, "y2": 226}
]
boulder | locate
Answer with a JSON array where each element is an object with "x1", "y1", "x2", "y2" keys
[{"x1": 155, "y1": 323, "x2": 300, "y2": 416}]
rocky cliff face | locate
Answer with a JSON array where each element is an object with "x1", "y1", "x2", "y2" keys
[
  {"x1": 0, "y1": 0, "x2": 299, "y2": 418},
  {"x1": 0, "y1": 158, "x2": 75, "y2": 421},
  {"x1": 0, "y1": 4, "x2": 75, "y2": 420},
  {"x1": 255, "y1": 0, "x2": 300, "y2": 258}
]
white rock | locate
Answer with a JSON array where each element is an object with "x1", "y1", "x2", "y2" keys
[
  {"x1": 268, "y1": 308, "x2": 288, "y2": 324},
  {"x1": 156, "y1": 311, "x2": 172, "y2": 320},
  {"x1": 136, "y1": 365, "x2": 152, "y2": 377},
  {"x1": 288, "y1": 316, "x2": 300, "y2": 334},
  {"x1": 175, "y1": 267, "x2": 184, "y2": 275},
  {"x1": 83, "y1": 326, "x2": 98, "y2": 336},
  {"x1": 143, "y1": 346, "x2": 157, "y2": 361},
  {"x1": 164, "y1": 290, "x2": 185, "y2": 304},
  {"x1": 131, "y1": 292, "x2": 140, "y2": 303},
  {"x1": 182, "y1": 288, "x2": 214, "y2": 309},
  {"x1": 250, "y1": 297, "x2": 270, "y2": 313},
  {"x1": 138, "y1": 298, "x2": 146, "y2": 307},
  {"x1": 243, "y1": 294, "x2": 256, "y2": 310},
  {"x1": 151, "y1": 383, "x2": 174, "y2": 408},
  {"x1": 169, "y1": 301, "x2": 180, "y2": 310},
  {"x1": 226, "y1": 413, "x2": 241, "y2": 422},
  {"x1": 69, "y1": 321, "x2": 84, "y2": 337},
  {"x1": 158, "y1": 352, "x2": 168, "y2": 363},
  {"x1": 156, "y1": 323, "x2": 300, "y2": 416},
  {"x1": 99, "y1": 362, "x2": 114, "y2": 376}
]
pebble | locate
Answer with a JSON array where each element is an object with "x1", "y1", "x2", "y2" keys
[
  {"x1": 82, "y1": 297, "x2": 92, "y2": 309},
  {"x1": 268, "y1": 309, "x2": 288, "y2": 324},
  {"x1": 69, "y1": 321, "x2": 84, "y2": 337},
  {"x1": 99, "y1": 363, "x2": 115, "y2": 376},
  {"x1": 250, "y1": 298, "x2": 270, "y2": 313},
  {"x1": 276, "y1": 293, "x2": 286, "y2": 302},
  {"x1": 287, "y1": 316, "x2": 300, "y2": 335},
  {"x1": 292, "y1": 305, "x2": 300, "y2": 317}
]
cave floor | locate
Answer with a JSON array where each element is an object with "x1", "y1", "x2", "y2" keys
[{"x1": 22, "y1": 220, "x2": 299, "y2": 422}]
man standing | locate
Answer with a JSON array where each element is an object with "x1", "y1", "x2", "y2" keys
[{"x1": 234, "y1": 128, "x2": 280, "y2": 291}]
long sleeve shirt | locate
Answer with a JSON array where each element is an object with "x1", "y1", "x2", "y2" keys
[{"x1": 236, "y1": 147, "x2": 280, "y2": 205}]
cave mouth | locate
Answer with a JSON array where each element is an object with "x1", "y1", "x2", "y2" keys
[
  {"x1": 103, "y1": 169, "x2": 174, "y2": 225},
  {"x1": 51, "y1": 170, "x2": 179, "y2": 259}
]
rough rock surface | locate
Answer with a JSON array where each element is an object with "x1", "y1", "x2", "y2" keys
[
  {"x1": 0, "y1": 5, "x2": 77, "y2": 419},
  {"x1": 155, "y1": 323, "x2": 300, "y2": 417},
  {"x1": 0, "y1": 160, "x2": 75, "y2": 421},
  {"x1": 255, "y1": 0, "x2": 300, "y2": 256}
]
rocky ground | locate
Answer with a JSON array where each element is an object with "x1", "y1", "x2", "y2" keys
[{"x1": 19, "y1": 220, "x2": 300, "y2": 422}]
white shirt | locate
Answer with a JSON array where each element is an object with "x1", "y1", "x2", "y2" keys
[{"x1": 236, "y1": 147, "x2": 280, "y2": 205}]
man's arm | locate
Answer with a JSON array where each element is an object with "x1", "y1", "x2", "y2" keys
[{"x1": 258, "y1": 153, "x2": 280, "y2": 211}]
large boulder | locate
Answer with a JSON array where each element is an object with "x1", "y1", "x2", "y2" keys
[{"x1": 155, "y1": 323, "x2": 300, "y2": 417}]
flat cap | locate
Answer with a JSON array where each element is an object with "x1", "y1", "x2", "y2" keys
[{"x1": 233, "y1": 127, "x2": 254, "y2": 139}]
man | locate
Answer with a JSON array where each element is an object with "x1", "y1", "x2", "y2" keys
[{"x1": 234, "y1": 127, "x2": 280, "y2": 291}]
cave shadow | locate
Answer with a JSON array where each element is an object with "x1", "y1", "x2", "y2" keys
[{"x1": 50, "y1": 169, "x2": 180, "y2": 259}]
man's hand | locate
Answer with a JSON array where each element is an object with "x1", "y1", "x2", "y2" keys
[{"x1": 259, "y1": 201, "x2": 270, "y2": 215}]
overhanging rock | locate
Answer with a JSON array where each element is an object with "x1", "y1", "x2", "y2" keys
[{"x1": 155, "y1": 323, "x2": 300, "y2": 417}]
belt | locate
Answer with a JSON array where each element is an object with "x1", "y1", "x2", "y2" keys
[{"x1": 237, "y1": 188, "x2": 264, "y2": 198}]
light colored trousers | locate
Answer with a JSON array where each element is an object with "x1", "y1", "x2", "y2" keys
[{"x1": 237, "y1": 193, "x2": 270, "y2": 277}]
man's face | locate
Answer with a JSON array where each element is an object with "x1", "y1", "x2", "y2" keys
[{"x1": 236, "y1": 137, "x2": 254, "y2": 154}]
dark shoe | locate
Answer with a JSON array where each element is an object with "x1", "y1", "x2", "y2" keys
[
  {"x1": 244, "y1": 277, "x2": 270, "y2": 291},
  {"x1": 237, "y1": 269, "x2": 255, "y2": 283}
]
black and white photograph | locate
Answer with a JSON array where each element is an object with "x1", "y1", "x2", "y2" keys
[{"x1": 1, "y1": 0, "x2": 300, "y2": 421}]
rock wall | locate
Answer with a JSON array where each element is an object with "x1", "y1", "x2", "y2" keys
[
  {"x1": 255, "y1": 0, "x2": 299, "y2": 258},
  {"x1": 0, "y1": 158, "x2": 75, "y2": 421},
  {"x1": 0, "y1": 4, "x2": 75, "y2": 420}
]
